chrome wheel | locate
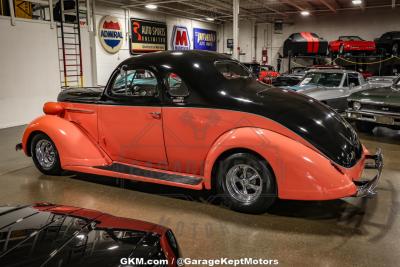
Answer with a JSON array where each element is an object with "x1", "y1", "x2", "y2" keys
[
  {"x1": 225, "y1": 164, "x2": 263, "y2": 204},
  {"x1": 35, "y1": 139, "x2": 56, "y2": 170}
]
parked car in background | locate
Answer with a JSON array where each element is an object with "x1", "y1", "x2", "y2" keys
[
  {"x1": 17, "y1": 51, "x2": 382, "y2": 214},
  {"x1": 375, "y1": 31, "x2": 400, "y2": 56},
  {"x1": 283, "y1": 32, "x2": 328, "y2": 57},
  {"x1": 347, "y1": 75, "x2": 400, "y2": 132},
  {"x1": 242, "y1": 62, "x2": 261, "y2": 77},
  {"x1": 0, "y1": 203, "x2": 180, "y2": 267},
  {"x1": 259, "y1": 65, "x2": 280, "y2": 84},
  {"x1": 287, "y1": 69, "x2": 371, "y2": 113},
  {"x1": 329, "y1": 36, "x2": 376, "y2": 56},
  {"x1": 367, "y1": 76, "x2": 398, "y2": 87}
]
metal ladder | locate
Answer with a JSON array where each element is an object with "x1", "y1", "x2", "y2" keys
[{"x1": 56, "y1": 0, "x2": 84, "y2": 88}]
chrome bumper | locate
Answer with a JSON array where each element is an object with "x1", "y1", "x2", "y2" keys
[
  {"x1": 354, "y1": 148, "x2": 383, "y2": 198},
  {"x1": 347, "y1": 110, "x2": 400, "y2": 127},
  {"x1": 15, "y1": 143, "x2": 22, "y2": 151}
]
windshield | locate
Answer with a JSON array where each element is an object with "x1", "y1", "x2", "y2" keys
[
  {"x1": 299, "y1": 72, "x2": 344, "y2": 87},
  {"x1": 261, "y1": 66, "x2": 274, "y2": 71},
  {"x1": 216, "y1": 61, "x2": 252, "y2": 79},
  {"x1": 339, "y1": 36, "x2": 363, "y2": 41}
]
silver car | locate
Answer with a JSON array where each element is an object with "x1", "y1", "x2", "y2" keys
[{"x1": 287, "y1": 69, "x2": 371, "y2": 113}]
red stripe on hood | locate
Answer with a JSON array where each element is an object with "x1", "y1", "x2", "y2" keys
[{"x1": 300, "y1": 32, "x2": 314, "y2": 53}]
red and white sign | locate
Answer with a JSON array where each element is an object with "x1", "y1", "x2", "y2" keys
[{"x1": 171, "y1": 25, "x2": 190, "y2": 50}]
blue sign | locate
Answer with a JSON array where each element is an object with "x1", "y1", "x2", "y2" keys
[{"x1": 193, "y1": 28, "x2": 217, "y2": 51}]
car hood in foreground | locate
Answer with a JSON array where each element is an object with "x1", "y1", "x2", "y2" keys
[
  {"x1": 216, "y1": 79, "x2": 362, "y2": 168},
  {"x1": 349, "y1": 86, "x2": 400, "y2": 105},
  {"x1": 0, "y1": 204, "x2": 174, "y2": 267}
]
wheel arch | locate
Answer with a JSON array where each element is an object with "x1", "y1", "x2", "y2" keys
[
  {"x1": 25, "y1": 130, "x2": 46, "y2": 157},
  {"x1": 22, "y1": 115, "x2": 111, "y2": 168},
  {"x1": 210, "y1": 147, "x2": 277, "y2": 191}
]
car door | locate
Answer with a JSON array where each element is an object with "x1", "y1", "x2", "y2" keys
[{"x1": 98, "y1": 66, "x2": 168, "y2": 168}]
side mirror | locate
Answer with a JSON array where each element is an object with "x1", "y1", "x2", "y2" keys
[{"x1": 349, "y1": 83, "x2": 356, "y2": 89}]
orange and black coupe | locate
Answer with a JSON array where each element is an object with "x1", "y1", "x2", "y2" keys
[{"x1": 17, "y1": 51, "x2": 383, "y2": 214}]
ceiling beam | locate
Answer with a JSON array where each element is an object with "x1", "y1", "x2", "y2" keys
[
  {"x1": 249, "y1": 0, "x2": 287, "y2": 16},
  {"x1": 279, "y1": 0, "x2": 313, "y2": 11},
  {"x1": 318, "y1": 0, "x2": 337, "y2": 12}
]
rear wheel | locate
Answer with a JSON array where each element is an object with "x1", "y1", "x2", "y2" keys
[
  {"x1": 355, "y1": 121, "x2": 375, "y2": 133},
  {"x1": 217, "y1": 153, "x2": 276, "y2": 214},
  {"x1": 31, "y1": 133, "x2": 62, "y2": 175}
]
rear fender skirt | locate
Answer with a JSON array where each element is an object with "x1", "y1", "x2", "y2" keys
[
  {"x1": 22, "y1": 115, "x2": 111, "y2": 167},
  {"x1": 204, "y1": 127, "x2": 358, "y2": 200}
]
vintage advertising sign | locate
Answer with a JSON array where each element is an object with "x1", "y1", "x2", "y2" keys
[
  {"x1": 98, "y1": 16, "x2": 124, "y2": 54},
  {"x1": 171, "y1": 25, "x2": 190, "y2": 50},
  {"x1": 193, "y1": 28, "x2": 217, "y2": 51},
  {"x1": 130, "y1": 18, "x2": 167, "y2": 54}
]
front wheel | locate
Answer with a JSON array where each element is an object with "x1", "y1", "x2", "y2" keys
[
  {"x1": 217, "y1": 153, "x2": 277, "y2": 214},
  {"x1": 31, "y1": 133, "x2": 63, "y2": 175}
]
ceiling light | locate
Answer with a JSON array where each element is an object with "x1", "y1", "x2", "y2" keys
[
  {"x1": 300, "y1": 10, "x2": 310, "y2": 16},
  {"x1": 206, "y1": 17, "x2": 215, "y2": 21},
  {"x1": 145, "y1": 4, "x2": 158, "y2": 9},
  {"x1": 352, "y1": 0, "x2": 362, "y2": 5}
]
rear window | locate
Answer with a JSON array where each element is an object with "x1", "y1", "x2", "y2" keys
[{"x1": 215, "y1": 61, "x2": 251, "y2": 79}]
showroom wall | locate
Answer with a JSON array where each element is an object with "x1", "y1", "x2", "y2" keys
[
  {"x1": 0, "y1": 4, "x2": 217, "y2": 129},
  {"x1": 93, "y1": 5, "x2": 218, "y2": 85},
  {"x1": 0, "y1": 17, "x2": 61, "y2": 129},
  {"x1": 220, "y1": 8, "x2": 400, "y2": 71}
]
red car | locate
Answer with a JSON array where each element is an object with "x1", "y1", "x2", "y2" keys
[
  {"x1": 17, "y1": 51, "x2": 383, "y2": 214},
  {"x1": 258, "y1": 65, "x2": 280, "y2": 84},
  {"x1": 0, "y1": 203, "x2": 180, "y2": 266},
  {"x1": 329, "y1": 36, "x2": 376, "y2": 55}
]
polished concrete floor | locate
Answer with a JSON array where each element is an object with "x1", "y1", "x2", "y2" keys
[{"x1": 1, "y1": 125, "x2": 399, "y2": 266}]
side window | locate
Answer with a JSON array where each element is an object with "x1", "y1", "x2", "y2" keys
[
  {"x1": 348, "y1": 73, "x2": 360, "y2": 87},
  {"x1": 165, "y1": 73, "x2": 189, "y2": 97},
  {"x1": 111, "y1": 68, "x2": 159, "y2": 97}
]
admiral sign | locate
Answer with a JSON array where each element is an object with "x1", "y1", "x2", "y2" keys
[
  {"x1": 130, "y1": 18, "x2": 167, "y2": 54},
  {"x1": 193, "y1": 28, "x2": 217, "y2": 51},
  {"x1": 99, "y1": 16, "x2": 124, "y2": 54},
  {"x1": 171, "y1": 25, "x2": 190, "y2": 50}
]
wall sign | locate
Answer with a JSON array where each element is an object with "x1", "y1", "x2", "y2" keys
[
  {"x1": 227, "y1": 38, "x2": 233, "y2": 49},
  {"x1": 171, "y1": 25, "x2": 190, "y2": 50},
  {"x1": 193, "y1": 28, "x2": 217, "y2": 51},
  {"x1": 99, "y1": 16, "x2": 124, "y2": 54},
  {"x1": 130, "y1": 18, "x2": 167, "y2": 54}
]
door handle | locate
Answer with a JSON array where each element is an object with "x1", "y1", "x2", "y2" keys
[{"x1": 149, "y1": 111, "x2": 162, "y2": 119}]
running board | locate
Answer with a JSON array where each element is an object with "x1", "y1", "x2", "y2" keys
[{"x1": 95, "y1": 163, "x2": 202, "y2": 186}]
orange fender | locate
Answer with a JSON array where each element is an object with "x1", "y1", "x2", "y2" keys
[
  {"x1": 203, "y1": 127, "x2": 358, "y2": 200},
  {"x1": 22, "y1": 115, "x2": 111, "y2": 168}
]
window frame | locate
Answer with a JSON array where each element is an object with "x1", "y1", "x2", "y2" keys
[
  {"x1": 164, "y1": 72, "x2": 191, "y2": 98},
  {"x1": 104, "y1": 65, "x2": 162, "y2": 105}
]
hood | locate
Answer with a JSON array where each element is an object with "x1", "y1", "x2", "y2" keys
[
  {"x1": 219, "y1": 79, "x2": 362, "y2": 168},
  {"x1": 58, "y1": 87, "x2": 104, "y2": 103},
  {"x1": 349, "y1": 86, "x2": 400, "y2": 105},
  {"x1": 288, "y1": 84, "x2": 319, "y2": 92},
  {"x1": 0, "y1": 204, "x2": 177, "y2": 267},
  {"x1": 345, "y1": 40, "x2": 375, "y2": 46}
]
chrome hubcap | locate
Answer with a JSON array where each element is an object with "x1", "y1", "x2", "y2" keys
[
  {"x1": 225, "y1": 164, "x2": 263, "y2": 204},
  {"x1": 35, "y1": 140, "x2": 56, "y2": 170}
]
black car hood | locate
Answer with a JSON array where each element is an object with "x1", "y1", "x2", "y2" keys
[
  {"x1": 58, "y1": 87, "x2": 104, "y2": 103},
  {"x1": 0, "y1": 205, "x2": 168, "y2": 267},
  {"x1": 215, "y1": 79, "x2": 362, "y2": 168}
]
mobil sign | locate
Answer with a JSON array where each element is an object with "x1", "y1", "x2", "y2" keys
[{"x1": 171, "y1": 25, "x2": 190, "y2": 50}]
